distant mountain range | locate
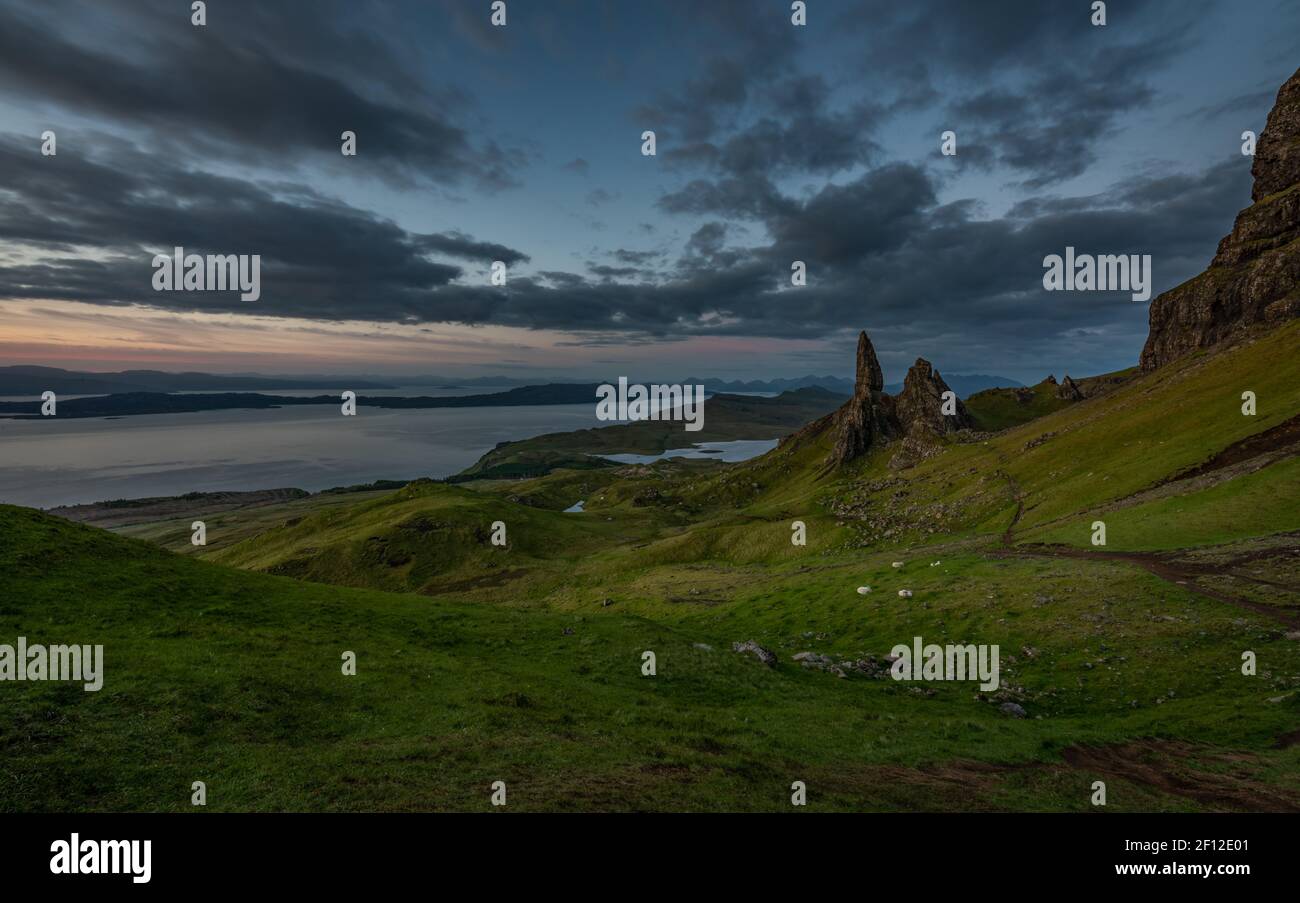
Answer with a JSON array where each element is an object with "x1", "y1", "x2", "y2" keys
[
  {"x1": 882, "y1": 374, "x2": 1024, "y2": 398},
  {"x1": 692, "y1": 373, "x2": 1024, "y2": 398},
  {"x1": 0, "y1": 366, "x2": 1023, "y2": 400},
  {"x1": 0, "y1": 366, "x2": 396, "y2": 395}
]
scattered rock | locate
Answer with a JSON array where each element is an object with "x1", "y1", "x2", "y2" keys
[
  {"x1": 892, "y1": 561, "x2": 904, "y2": 568},
  {"x1": 732, "y1": 640, "x2": 778, "y2": 667},
  {"x1": 999, "y1": 702, "x2": 1027, "y2": 718},
  {"x1": 693, "y1": 643, "x2": 713, "y2": 652},
  {"x1": 898, "y1": 589, "x2": 914, "y2": 599},
  {"x1": 856, "y1": 585, "x2": 872, "y2": 595}
]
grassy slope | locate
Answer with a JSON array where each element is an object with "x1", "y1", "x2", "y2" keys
[
  {"x1": 3, "y1": 504, "x2": 1298, "y2": 812},
  {"x1": 115, "y1": 489, "x2": 393, "y2": 554},
  {"x1": 964, "y1": 378, "x2": 1079, "y2": 431}
]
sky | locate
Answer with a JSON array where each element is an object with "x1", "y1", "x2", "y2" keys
[{"x1": 0, "y1": 0, "x2": 1296, "y2": 385}]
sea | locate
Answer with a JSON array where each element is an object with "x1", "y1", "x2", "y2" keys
[{"x1": 0, "y1": 387, "x2": 778, "y2": 508}]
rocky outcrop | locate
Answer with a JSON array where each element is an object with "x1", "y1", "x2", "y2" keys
[
  {"x1": 1057, "y1": 375, "x2": 1083, "y2": 401},
  {"x1": 827, "y1": 331, "x2": 897, "y2": 466},
  {"x1": 824, "y1": 333, "x2": 977, "y2": 468},
  {"x1": 893, "y1": 358, "x2": 974, "y2": 437},
  {"x1": 1141, "y1": 67, "x2": 1300, "y2": 370}
]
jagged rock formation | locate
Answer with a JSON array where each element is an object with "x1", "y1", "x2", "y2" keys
[
  {"x1": 827, "y1": 331, "x2": 897, "y2": 466},
  {"x1": 1141, "y1": 67, "x2": 1300, "y2": 370},
  {"x1": 822, "y1": 332, "x2": 975, "y2": 468},
  {"x1": 1057, "y1": 375, "x2": 1083, "y2": 401},
  {"x1": 893, "y1": 358, "x2": 974, "y2": 437}
]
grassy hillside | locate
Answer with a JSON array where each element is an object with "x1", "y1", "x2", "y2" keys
[
  {"x1": 965, "y1": 378, "x2": 1079, "y2": 431},
  {"x1": 3, "y1": 503, "x2": 1298, "y2": 812}
]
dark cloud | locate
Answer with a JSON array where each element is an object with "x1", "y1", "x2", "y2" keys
[
  {"x1": 0, "y1": 0, "x2": 523, "y2": 189},
  {"x1": 611, "y1": 249, "x2": 664, "y2": 265},
  {"x1": 0, "y1": 129, "x2": 1252, "y2": 362},
  {"x1": 0, "y1": 136, "x2": 536, "y2": 311},
  {"x1": 0, "y1": 0, "x2": 1280, "y2": 380},
  {"x1": 835, "y1": 0, "x2": 1206, "y2": 187},
  {"x1": 414, "y1": 232, "x2": 530, "y2": 266}
]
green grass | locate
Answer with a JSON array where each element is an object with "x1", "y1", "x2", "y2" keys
[
  {"x1": 4, "y1": 500, "x2": 1298, "y2": 811},
  {"x1": 965, "y1": 378, "x2": 1079, "y2": 431},
  {"x1": 1026, "y1": 455, "x2": 1300, "y2": 551}
]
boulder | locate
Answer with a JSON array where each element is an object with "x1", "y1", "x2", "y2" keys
[
  {"x1": 732, "y1": 640, "x2": 778, "y2": 667},
  {"x1": 999, "y1": 702, "x2": 1028, "y2": 718}
]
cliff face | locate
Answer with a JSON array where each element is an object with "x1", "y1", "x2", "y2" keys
[{"x1": 1140, "y1": 67, "x2": 1300, "y2": 370}]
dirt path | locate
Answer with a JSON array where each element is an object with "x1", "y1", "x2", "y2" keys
[{"x1": 995, "y1": 469, "x2": 1299, "y2": 628}]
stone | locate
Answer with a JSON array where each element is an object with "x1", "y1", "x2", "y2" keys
[
  {"x1": 898, "y1": 589, "x2": 913, "y2": 599},
  {"x1": 999, "y1": 702, "x2": 1027, "y2": 718},
  {"x1": 732, "y1": 640, "x2": 778, "y2": 667}
]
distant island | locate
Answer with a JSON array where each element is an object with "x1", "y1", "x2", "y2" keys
[
  {"x1": 0, "y1": 383, "x2": 608, "y2": 419},
  {"x1": 0, "y1": 366, "x2": 1024, "y2": 403},
  {"x1": 0, "y1": 365, "x2": 397, "y2": 395}
]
